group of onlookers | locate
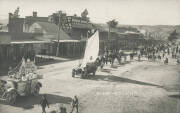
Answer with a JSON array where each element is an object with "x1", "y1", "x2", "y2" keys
[
  {"x1": 96, "y1": 44, "x2": 180, "y2": 69},
  {"x1": 139, "y1": 44, "x2": 180, "y2": 64}
]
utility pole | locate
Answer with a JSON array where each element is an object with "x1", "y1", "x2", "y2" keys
[
  {"x1": 107, "y1": 23, "x2": 110, "y2": 52},
  {"x1": 56, "y1": 11, "x2": 62, "y2": 57},
  {"x1": 108, "y1": 25, "x2": 110, "y2": 41}
]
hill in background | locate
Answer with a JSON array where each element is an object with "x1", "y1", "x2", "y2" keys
[
  {"x1": 0, "y1": 19, "x2": 8, "y2": 25},
  {"x1": 132, "y1": 25, "x2": 180, "y2": 40},
  {"x1": 94, "y1": 23, "x2": 180, "y2": 41}
]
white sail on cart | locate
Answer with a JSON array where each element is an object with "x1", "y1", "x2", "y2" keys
[{"x1": 72, "y1": 31, "x2": 100, "y2": 79}]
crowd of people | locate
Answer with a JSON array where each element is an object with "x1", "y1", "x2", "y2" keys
[{"x1": 96, "y1": 44, "x2": 180, "y2": 69}]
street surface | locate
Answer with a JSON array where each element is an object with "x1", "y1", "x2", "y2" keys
[{"x1": 0, "y1": 56, "x2": 180, "y2": 113}]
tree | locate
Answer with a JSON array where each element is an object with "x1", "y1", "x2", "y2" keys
[
  {"x1": 168, "y1": 29, "x2": 178, "y2": 41},
  {"x1": 106, "y1": 19, "x2": 118, "y2": 50},
  {"x1": 107, "y1": 19, "x2": 118, "y2": 28},
  {"x1": 81, "y1": 9, "x2": 89, "y2": 22},
  {"x1": 13, "y1": 7, "x2": 20, "y2": 18},
  {"x1": 81, "y1": 9, "x2": 88, "y2": 18},
  {"x1": 106, "y1": 19, "x2": 118, "y2": 40}
]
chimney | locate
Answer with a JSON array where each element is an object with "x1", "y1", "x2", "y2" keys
[{"x1": 33, "y1": 11, "x2": 37, "y2": 17}]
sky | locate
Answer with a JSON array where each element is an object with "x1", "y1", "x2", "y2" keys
[{"x1": 0, "y1": 0, "x2": 180, "y2": 25}]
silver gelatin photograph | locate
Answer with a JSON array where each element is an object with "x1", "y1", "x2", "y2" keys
[{"x1": 0, "y1": 0, "x2": 180, "y2": 113}]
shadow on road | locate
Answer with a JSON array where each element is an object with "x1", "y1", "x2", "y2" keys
[
  {"x1": 110, "y1": 65, "x2": 119, "y2": 69},
  {"x1": 90, "y1": 75, "x2": 162, "y2": 87},
  {"x1": 36, "y1": 59, "x2": 69, "y2": 66},
  {"x1": 100, "y1": 69, "x2": 114, "y2": 73},
  {"x1": 0, "y1": 94, "x2": 72, "y2": 109},
  {"x1": 36, "y1": 59, "x2": 76, "y2": 67},
  {"x1": 169, "y1": 95, "x2": 180, "y2": 99},
  {"x1": 119, "y1": 61, "x2": 131, "y2": 66},
  {"x1": 135, "y1": 59, "x2": 147, "y2": 62}
]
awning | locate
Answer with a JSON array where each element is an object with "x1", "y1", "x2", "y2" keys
[
  {"x1": 11, "y1": 40, "x2": 49, "y2": 44},
  {"x1": 53, "y1": 40, "x2": 80, "y2": 42}
]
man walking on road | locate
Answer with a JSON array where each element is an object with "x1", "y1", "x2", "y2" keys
[
  {"x1": 40, "y1": 94, "x2": 49, "y2": 113},
  {"x1": 71, "y1": 95, "x2": 79, "y2": 113}
]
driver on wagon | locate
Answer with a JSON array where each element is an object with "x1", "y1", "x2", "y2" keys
[{"x1": 90, "y1": 56, "x2": 93, "y2": 61}]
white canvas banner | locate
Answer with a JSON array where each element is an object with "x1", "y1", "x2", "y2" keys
[{"x1": 81, "y1": 31, "x2": 99, "y2": 67}]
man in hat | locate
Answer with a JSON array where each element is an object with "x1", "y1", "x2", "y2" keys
[
  {"x1": 58, "y1": 104, "x2": 67, "y2": 113},
  {"x1": 40, "y1": 94, "x2": 49, "y2": 113},
  {"x1": 71, "y1": 95, "x2": 79, "y2": 113}
]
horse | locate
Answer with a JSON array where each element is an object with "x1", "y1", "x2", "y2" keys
[
  {"x1": 148, "y1": 54, "x2": 153, "y2": 61},
  {"x1": 164, "y1": 58, "x2": 168, "y2": 64},
  {"x1": 157, "y1": 55, "x2": 161, "y2": 60}
]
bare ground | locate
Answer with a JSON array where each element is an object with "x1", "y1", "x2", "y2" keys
[{"x1": 0, "y1": 56, "x2": 180, "y2": 113}]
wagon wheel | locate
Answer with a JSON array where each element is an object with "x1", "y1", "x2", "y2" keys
[
  {"x1": 80, "y1": 72, "x2": 84, "y2": 79},
  {"x1": 33, "y1": 85, "x2": 40, "y2": 96},
  {"x1": 83, "y1": 71, "x2": 88, "y2": 79},
  {"x1": 84, "y1": 68, "x2": 88, "y2": 78},
  {"x1": 72, "y1": 70, "x2": 75, "y2": 77},
  {"x1": 93, "y1": 71, "x2": 96, "y2": 76},
  {"x1": 6, "y1": 90, "x2": 17, "y2": 105}
]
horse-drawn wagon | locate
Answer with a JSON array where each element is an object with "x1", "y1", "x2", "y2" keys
[
  {"x1": 72, "y1": 61, "x2": 100, "y2": 79},
  {"x1": 72, "y1": 31, "x2": 100, "y2": 79}
]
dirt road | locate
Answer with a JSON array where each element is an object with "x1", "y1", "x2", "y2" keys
[{"x1": 0, "y1": 57, "x2": 180, "y2": 113}]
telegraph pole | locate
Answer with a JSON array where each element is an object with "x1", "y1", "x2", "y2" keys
[
  {"x1": 108, "y1": 25, "x2": 110, "y2": 50},
  {"x1": 56, "y1": 11, "x2": 62, "y2": 57}
]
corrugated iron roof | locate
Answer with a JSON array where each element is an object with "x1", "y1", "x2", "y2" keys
[
  {"x1": 36, "y1": 22, "x2": 58, "y2": 34},
  {"x1": 34, "y1": 22, "x2": 74, "y2": 40}
]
